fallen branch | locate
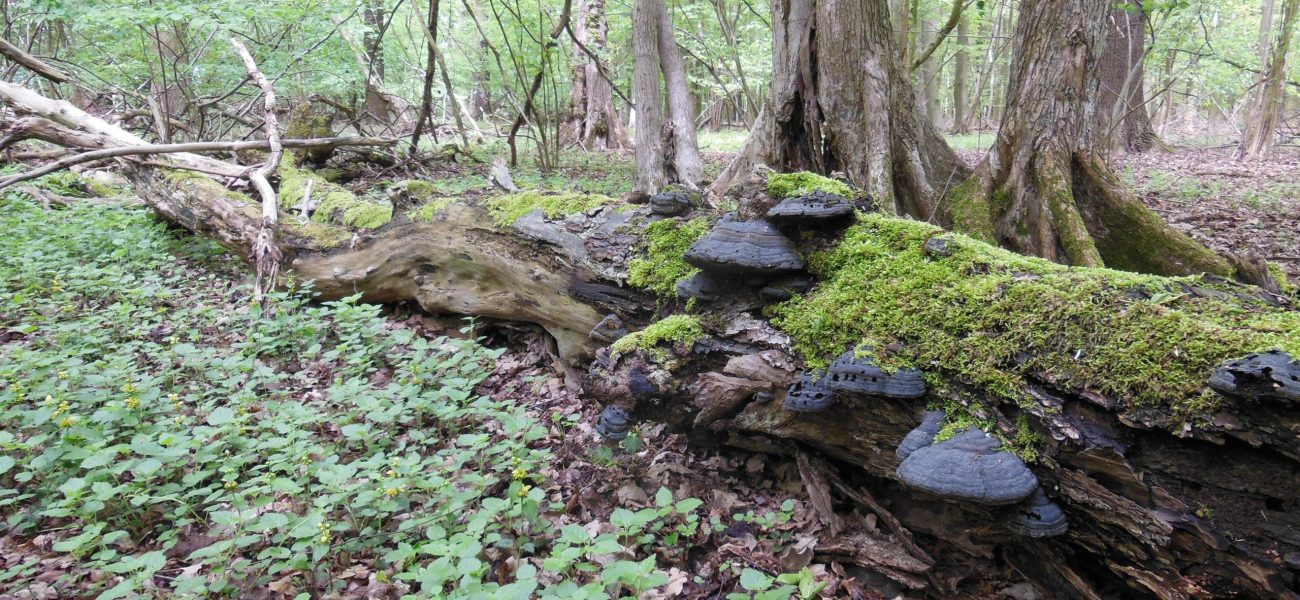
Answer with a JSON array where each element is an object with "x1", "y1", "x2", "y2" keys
[
  {"x1": 230, "y1": 38, "x2": 283, "y2": 311},
  {"x1": 0, "y1": 136, "x2": 395, "y2": 190},
  {"x1": 0, "y1": 35, "x2": 71, "y2": 83}
]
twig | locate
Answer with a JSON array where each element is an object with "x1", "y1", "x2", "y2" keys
[
  {"x1": 0, "y1": 35, "x2": 70, "y2": 83},
  {"x1": 229, "y1": 38, "x2": 283, "y2": 312}
]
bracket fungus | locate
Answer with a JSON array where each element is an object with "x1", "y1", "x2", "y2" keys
[
  {"x1": 595, "y1": 405, "x2": 631, "y2": 441},
  {"x1": 758, "y1": 276, "x2": 814, "y2": 302},
  {"x1": 676, "y1": 271, "x2": 732, "y2": 302},
  {"x1": 683, "y1": 219, "x2": 805, "y2": 276},
  {"x1": 1208, "y1": 350, "x2": 1299, "y2": 404},
  {"x1": 589, "y1": 314, "x2": 629, "y2": 345},
  {"x1": 896, "y1": 410, "x2": 946, "y2": 460},
  {"x1": 782, "y1": 372, "x2": 836, "y2": 413},
  {"x1": 649, "y1": 192, "x2": 692, "y2": 216},
  {"x1": 827, "y1": 348, "x2": 927, "y2": 399},
  {"x1": 896, "y1": 428, "x2": 1039, "y2": 505},
  {"x1": 764, "y1": 190, "x2": 855, "y2": 227},
  {"x1": 1004, "y1": 488, "x2": 1069, "y2": 538}
]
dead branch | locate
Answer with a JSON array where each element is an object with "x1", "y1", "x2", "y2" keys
[
  {"x1": 0, "y1": 136, "x2": 395, "y2": 191},
  {"x1": 0, "y1": 35, "x2": 71, "y2": 83},
  {"x1": 230, "y1": 38, "x2": 284, "y2": 310}
]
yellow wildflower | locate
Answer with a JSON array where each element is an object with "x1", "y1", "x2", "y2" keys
[{"x1": 57, "y1": 415, "x2": 77, "y2": 429}]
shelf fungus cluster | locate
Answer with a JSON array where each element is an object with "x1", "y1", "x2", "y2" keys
[
  {"x1": 780, "y1": 347, "x2": 929, "y2": 414},
  {"x1": 595, "y1": 405, "x2": 631, "y2": 441},
  {"x1": 896, "y1": 422, "x2": 1067, "y2": 538}
]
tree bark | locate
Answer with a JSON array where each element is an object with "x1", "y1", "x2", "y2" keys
[
  {"x1": 941, "y1": 0, "x2": 1230, "y2": 277},
  {"x1": 952, "y1": 13, "x2": 969, "y2": 131},
  {"x1": 563, "y1": 0, "x2": 629, "y2": 151},
  {"x1": 1239, "y1": 0, "x2": 1298, "y2": 159},
  {"x1": 711, "y1": 0, "x2": 967, "y2": 218},
  {"x1": 1094, "y1": 0, "x2": 1159, "y2": 153},
  {"x1": 632, "y1": 0, "x2": 704, "y2": 193},
  {"x1": 362, "y1": 0, "x2": 391, "y2": 124}
]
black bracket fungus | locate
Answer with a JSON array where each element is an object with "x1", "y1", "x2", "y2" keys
[
  {"x1": 896, "y1": 428, "x2": 1039, "y2": 505},
  {"x1": 753, "y1": 389, "x2": 775, "y2": 404},
  {"x1": 649, "y1": 192, "x2": 692, "y2": 216},
  {"x1": 827, "y1": 348, "x2": 927, "y2": 399},
  {"x1": 1003, "y1": 488, "x2": 1069, "y2": 538},
  {"x1": 758, "y1": 276, "x2": 814, "y2": 302},
  {"x1": 595, "y1": 405, "x2": 631, "y2": 441},
  {"x1": 764, "y1": 190, "x2": 855, "y2": 227},
  {"x1": 589, "y1": 314, "x2": 629, "y2": 345},
  {"x1": 683, "y1": 219, "x2": 805, "y2": 275},
  {"x1": 896, "y1": 410, "x2": 946, "y2": 460},
  {"x1": 1208, "y1": 350, "x2": 1300, "y2": 404},
  {"x1": 676, "y1": 271, "x2": 732, "y2": 302},
  {"x1": 782, "y1": 372, "x2": 836, "y2": 413}
]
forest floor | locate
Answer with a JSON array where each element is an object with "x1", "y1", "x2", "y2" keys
[{"x1": 0, "y1": 144, "x2": 1295, "y2": 599}]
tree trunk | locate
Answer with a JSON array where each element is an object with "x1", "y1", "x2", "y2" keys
[
  {"x1": 362, "y1": 0, "x2": 391, "y2": 123},
  {"x1": 952, "y1": 13, "x2": 968, "y2": 132},
  {"x1": 1094, "y1": 0, "x2": 1159, "y2": 153},
  {"x1": 710, "y1": 0, "x2": 967, "y2": 218},
  {"x1": 563, "y1": 0, "x2": 629, "y2": 151},
  {"x1": 119, "y1": 157, "x2": 1300, "y2": 600},
  {"x1": 941, "y1": 0, "x2": 1230, "y2": 277},
  {"x1": 1239, "y1": 0, "x2": 1298, "y2": 159},
  {"x1": 632, "y1": 0, "x2": 703, "y2": 193},
  {"x1": 919, "y1": 20, "x2": 941, "y2": 127}
]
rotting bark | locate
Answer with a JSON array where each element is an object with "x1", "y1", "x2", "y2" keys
[
  {"x1": 709, "y1": 0, "x2": 967, "y2": 218},
  {"x1": 939, "y1": 0, "x2": 1231, "y2": 276}
]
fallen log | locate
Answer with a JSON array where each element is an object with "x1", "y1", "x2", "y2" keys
[
  {"x1": 119, "y1": 162, "x2": 1300, "y2": 599},
  {"x1": 5, "y1": 83, "x2": 1299, "y2": 597}
]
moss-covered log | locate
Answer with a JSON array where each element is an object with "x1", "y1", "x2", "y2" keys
[{"x1": 129, "y1": 166, "x2": 1300, "y2": 599}]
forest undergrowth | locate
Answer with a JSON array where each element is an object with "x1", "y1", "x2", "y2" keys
[{"x1": 0, "y1": 183, "x2": 823, "y2": 599}]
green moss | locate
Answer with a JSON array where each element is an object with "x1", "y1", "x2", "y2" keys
[
  {"x1": 768, "y1": 214, "x2": 1300, "y2": 419},
  {"x1": 313, "y1": 191, "x2": 393, "y2": 229},
  {"x1": 943, "y1": 176, "x2": 995, "y2": 243},
  {"x1": 610, "y1": 315, "x2": 705, "y2": 360},
  {"x1": 626, "y1": 217, "x2": 712, "y2": 298},
  {"x1": 410, "y1": 198, "x2": 456, "y2": 221},
  {"x1": 282, "y1": 220, "x2": 351, "y2": 248},
  {"x1": 1268, "y1": 263, "x2": 1297, "y2": 298},
  {"x1": 400, "y1": 180, "x2": 438, "y2": 200},
  {"x1": 485, "y1": 190, "x2": 615, "y2": 227},
  {"x1": 766, "y1": 171, "x2": 856, "y2": 199}
]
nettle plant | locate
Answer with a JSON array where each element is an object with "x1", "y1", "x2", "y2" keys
[{"x1": 0, "y1": 193, "x2": 695, "y2": 598}]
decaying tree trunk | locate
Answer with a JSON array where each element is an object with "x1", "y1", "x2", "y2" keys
[
  {"x1": 941, "y1": 0, "x2": 1230, "y2": 277},
  {"x1": 119, "y1": 160, "x2": 1300, "y2": 600},
  {"x1": 9, "y1": 80, "x2": 1300, "y2": 600},
  {"x1": 710, "y1": 0, "x2": 967, "y2": 218}
]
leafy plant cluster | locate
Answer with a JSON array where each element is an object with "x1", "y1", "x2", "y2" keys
[{"x1": 0, "y1": 193, "x2": 722, "y2": 598}]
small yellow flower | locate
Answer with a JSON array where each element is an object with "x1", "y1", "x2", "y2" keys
[
  {"x1": 168, "y1": 393, "x2": 180, "y2": 402},
  {"x1": 125, "y1": 397, "x2": 140, "y2": 410},
  {"x1": 174, "y1": 416, "x2": 184, "y2": 424},
  {"x1": 386, "y1": 469, "x2": 397, "y2": 477},
  {"x1": 318, "y1": 533, "x2": 332, "y2": 544},
  {"x1": 43, "y1": 395, "x2": 55, "y2": 406},
  {"x1": 57, "y1": 371, "x2": 68, "y2": 379},
  {"x1": 57, "y1": 401, "x2": 70, "y2": 413},
  {"x1": 511, "y1": 468, "x2": 527, "y2": 481},
  {"x1": 384, "y1": 487, "x2": 400, "y2": 498},
  {"x1": 516, "y1": 484, "x2": 532, "y2": 498},
  {"x1": 57, "y1": 415, "x2": 77, "y2": 429},
  {"x1": 167, "y1": 336, "x2": 178, "y2": 345},
  {"x1": 390, "y1": 457, "x2": 401, "y2": 467},
  {"x1": 122, "y1": 383, "x2": 138, "y2": 395},
  {"x1": 223, "y1": 480, "x2": 237, "y2": 490}
]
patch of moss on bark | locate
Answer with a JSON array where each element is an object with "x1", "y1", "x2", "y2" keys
[
  {"x1": 410, "y1": 198, "x2": 456, "y2": 221},
  {"x1": 485, "y1": 191, "x2": 615, "y2": 227},
  {"x1": 766, "y1": 172, "x2": 856, "y2": 199},
  {"x1": 942, "y1": 176, "x2": 995, "y2": 243},
  {"x1": 610, "y1": 315, "x2": 705, "y2": 360},
  {"x1": 626, "y1": 217, "x2": 712, "y2": 298},
  {"x1": 769, "y1": 214, "x2": 1300, "y2": 417},
  {"x1": 313, "y1": 192, "x2": 393, "y2": 229}
]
